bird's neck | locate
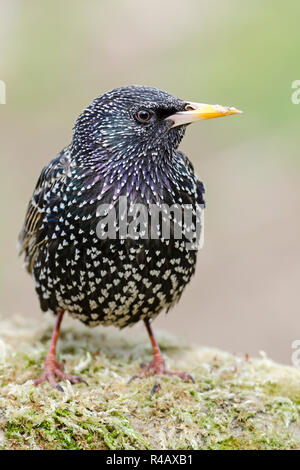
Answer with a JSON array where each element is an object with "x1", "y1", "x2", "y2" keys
[
  {"x1": 72, "y1": 140, "x2": 176, "y2": 174},
  {"x1": 69, "y1": 144, "x2": 189, "y2": 206}
]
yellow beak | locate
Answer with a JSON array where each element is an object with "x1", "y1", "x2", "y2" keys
[{"x1": 167, "y1": 102, "x2": 243, "y2": 128}]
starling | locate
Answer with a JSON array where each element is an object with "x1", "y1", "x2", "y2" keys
[{"x1": 19, "y1": 86, "x2": 241, "y2": 391}]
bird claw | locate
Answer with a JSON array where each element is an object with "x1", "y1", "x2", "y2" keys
[
  {"x1": 34, "y1": 358, "x2": 87, "y2": 391},
  {"x1": 150, "y1": 381, "x2": 161, "y2": 397},
  {"x1": 128, "y1": 358, "x2": 195, "y2": 391}
]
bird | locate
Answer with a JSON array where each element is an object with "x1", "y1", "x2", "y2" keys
[{"x1": 19, "y1": 85, "x2": 241, "y2": 392}]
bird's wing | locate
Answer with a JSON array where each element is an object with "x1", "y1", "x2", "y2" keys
[{"x1": 18, "y1": 148, "x2": 71, "y2": 273}]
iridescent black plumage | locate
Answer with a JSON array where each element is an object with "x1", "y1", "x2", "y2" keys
[{"x1": 19, "y1": 86, "x2": 205, "y2": 329}]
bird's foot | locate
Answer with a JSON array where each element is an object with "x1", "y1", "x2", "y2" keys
[
  {"x1": 129, "y1": 357, "x2": 194, "y2": 395},
  {"x1": 140, "y1": 358, "x2": 195, "y2": 382},
  {"x1": 34, "y1": 357, "x2": 86, "y2": 392}
]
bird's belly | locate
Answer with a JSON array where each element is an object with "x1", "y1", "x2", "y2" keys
[{"x1": 33, "y1": 238, "x2": 197, "y2": 328}]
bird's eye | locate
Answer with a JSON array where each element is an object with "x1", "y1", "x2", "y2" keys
[{"x1": 136, "y1": 110, "x2": 152, "y2": 123}]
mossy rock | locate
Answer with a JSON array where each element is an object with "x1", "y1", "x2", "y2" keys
[{"x1": 0, "y1": 314, "x2": 299, "y2": 450}]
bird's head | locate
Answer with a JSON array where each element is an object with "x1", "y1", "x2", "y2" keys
[{"x1": 72, "y1": 85, "x2": 242, "y2": 159}]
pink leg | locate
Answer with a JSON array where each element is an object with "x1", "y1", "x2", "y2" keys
[
  {"x1": 129, "y1": 319, "x2": 194, "y2": 393},
  {"x1": 34, "y1": 310, "x2": 86, "y2": 391}
]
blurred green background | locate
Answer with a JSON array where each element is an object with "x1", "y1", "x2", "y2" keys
[{"x1": 0, "y1": 0, "x2": 299, "y2": 363}]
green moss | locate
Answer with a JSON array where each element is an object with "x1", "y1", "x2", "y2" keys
[
  {"x1": 0, "y1": 315, "x2": 300, "y2": 450},
  {"x1": 3, "y1": 405, "x2": 149, "y2": 450}
]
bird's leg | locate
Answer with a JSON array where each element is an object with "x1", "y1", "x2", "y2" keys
[
  {"x1": 129, "y1": 319, "x2": 194, "y2": 389},
  {"x1": 34, "y1": 309, "x2": 86, "y2": 392},
  {"x1": 143, "y1": 318, "x2": 166, "y2": 375}
]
